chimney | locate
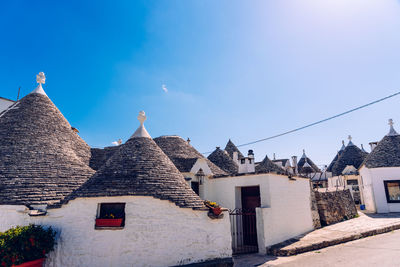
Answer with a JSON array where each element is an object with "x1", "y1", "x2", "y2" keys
[
  {"x1": 369, "y1": 141, "x2": 378, "y2": 151},
  {"x1": 187, "y1": 138, "x2": 191, "y2": 144},
  {"x1": 233, "y1": 151, "x2": 239, "y2": 163},
  {"x1": 248, "y1": 149, "x2": 254, "y2": 159},
  {"x1": 292, "y1": 156, "x2": 298, "y2": 174}
]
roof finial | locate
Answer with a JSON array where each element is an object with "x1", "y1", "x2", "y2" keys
[
  {"x1": 301, "y1": 149, "x2": 306, "y2": 158},
  {"x1": 340, "y1": 140, "x2": 345, "y2": 151},
  {"x1": 387, "y1": 118, "x2": 399, "y2": 136},
  {"x1": 131, "y1": 111, "x2": 151, "y2": 138},
  {"x1": 273, "y1": 153, "x2": 276, "y2": 160},
  {"x1": 31, "y1": 72, "x2": 47, "y2": 96},
  {"x1": 138, "y1": 111, "x2": 146, "y2": 125},
  {"x1": 36, "y1": 72, "x2": 45, "y2": 85},
  {"x1": 347, "y1": 135, "x2": 354, "y2": 146}
]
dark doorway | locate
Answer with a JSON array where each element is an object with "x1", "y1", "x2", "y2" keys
[
  {"x1": 241, "y1": 186, "x2": 260, "y2": 248},
  {"x1": 241, "y1": 186, "x2": 261, "y2": 212},
  {"x1": 191, "y1": 181, "x2": 199, "y2": 195},
  {"x1": 230, "y1": 186, "x2": 260, "y2": 254}
]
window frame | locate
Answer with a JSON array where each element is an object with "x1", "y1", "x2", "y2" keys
[
  {"x1": 95, "y1": 202, "x2": 126, "y2": 229},
  {"x1": 383, "y1": 180, "x2": 400, "y2": 203}
]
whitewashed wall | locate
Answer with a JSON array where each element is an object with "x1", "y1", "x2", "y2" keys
[
  {"x1": 0, "y1": 98, "x2": 14, "y2": 113},
  {"x1": 206, "y1": 174, "x2": 314, "y2": 252},
  {"x1": 255, "y1": 175, "x2": 314, "y2": 250},
  {"x1": 360, "y1": 166, "x2": 400, "y2": 213},
  {"x1": 0, "y1": 196, "x2": 232, "y2": 267}
]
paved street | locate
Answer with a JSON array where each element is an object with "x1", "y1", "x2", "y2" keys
[
  {"x1": 269, "y1": 212, "x2": 400, "y2": 255},
  {"x1": 234, "y1": 229, "x2": 400, "y2": 267}
]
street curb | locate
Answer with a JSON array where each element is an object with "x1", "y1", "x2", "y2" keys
[{"x1": 267, "y1": 222, "x2": 400, "y2": 256}]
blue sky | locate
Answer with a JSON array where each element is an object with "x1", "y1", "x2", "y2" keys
[{"x1": 1, "y1": 0, "x2": 400, "y2": 167}]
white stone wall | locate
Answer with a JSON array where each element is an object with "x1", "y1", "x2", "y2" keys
[
  {"x1": 0, "y1": 196, "x2": 232, "y2": 267},
  {"x1": 360, "y1": 166, "x2": 400, "y2": 213},
  {"x1": 206, "y1": 174, "x2": 314, "y2": 252},
  {"x1": 255, "y1": 176, "x2": 314, "y2": 249}
]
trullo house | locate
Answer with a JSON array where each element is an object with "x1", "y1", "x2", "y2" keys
[{"x1": 0, "y1": 73, "x2": 232, "y2": 267}]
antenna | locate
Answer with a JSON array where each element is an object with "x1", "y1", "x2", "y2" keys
[{"x1": 17, "y1": 87, "x2": 21, "y2": 101}]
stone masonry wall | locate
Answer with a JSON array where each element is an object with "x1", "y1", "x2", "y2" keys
[
  {"x1": 315, "y1": 189, "x2": 357, "y2": 226},
  {"x1": 310, "y1": 189, "x2": 321, "y2": 229}
]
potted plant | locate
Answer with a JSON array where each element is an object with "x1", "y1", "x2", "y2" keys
[
  {"x1": 204, "y1": 200, "x2": 222, "y2": 216},
  {"x1": 0, "y1": 224, "x2": 56, "y2": 267},
  {"x1": 95, "y1": 213, "x2": 123, "y2": 227}
]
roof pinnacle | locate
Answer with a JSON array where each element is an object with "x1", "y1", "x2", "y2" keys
[
  {"x1": 31, "y1": 72, "x2": 47, "y2": 96},
  {"x1": 131, "y1": 111, "x2": 151, "y2": 138},
  {"x1": 301, "y1": 149, "x2": 306, "y2": 158},
  {"x1": 387, "y1": 119, "x2": 399, "y2": 136},
  {"x1": 340, "y1": 140, "x2": 345, "y2": 151},
  {"x1": 348, "y1": 135, "x2": 354, "y2": 146},
  {"x1": 138, "y1": 111, "x2": 146, "y2": 125}
]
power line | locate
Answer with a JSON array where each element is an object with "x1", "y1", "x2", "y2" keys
[{"x1": 202, "y1": 91, "x2": 400, "y2": 154}]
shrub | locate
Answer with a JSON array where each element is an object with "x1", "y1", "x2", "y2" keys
[{"x1": 0, "y1": 224, "x2": 56, "y2": 267}]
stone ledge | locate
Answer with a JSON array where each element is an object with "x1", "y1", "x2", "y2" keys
[
  {"x1": 267, "y1": 222, "x2": 400, "y2": 256},
  {"x1": 171, "y1": 257, "x2": 233, "y2": 267}
]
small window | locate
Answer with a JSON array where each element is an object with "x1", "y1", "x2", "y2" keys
[
  {"x1": 95, "y1": 203, "x2": 125, "y2": 229},
  {"x1": 241, "y1": 159, "x2": 246, "y2": 164},
  {"x1": 249, "y1": 159, "x2": 252, "y2": 164},
  {"x1": 384, "y1": 181, "x2": 400, "y2": 203},
  {"x1": 191, "y1": 181, "x2": 199, "y2": 195},
  {"x1": 346, "y1": 179, "x2": 358, "y2": 186}
]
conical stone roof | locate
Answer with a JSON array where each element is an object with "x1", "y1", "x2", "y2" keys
[
  {"x1": 224, "y1": 139, "x2": 244, "y2": 159},
  {"x1": 327, "y1": 141, "x2": 345, "y2": 172},
  {"x1": 154, "y1": 136, "x2": 227, "y2": 177},
  {"x1": 68, "y1": 113, "x2": 205, "y2": 209},
  {"x1": 331, "y1": 141, "x2": 368, "y2": 176},
  {"x1": 363, "y1": 120, "x2": 400, "y2": 168},
  {"x1": 207, "y1": 147, "x2": 238, "y2": 175},
  {"x1": 0, "y1": 86, "x2": 95, "y2": 206},
  {"x1": 297, "y1": 150, "x2": 320, "y2": 173},
  {"x1": 255, "y1": 155, "x2": 286, "y2": 174}
]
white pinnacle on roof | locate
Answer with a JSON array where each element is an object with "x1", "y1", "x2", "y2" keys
[
  {"x1": 387, "y1": 119, "x2": 399, "y2": 136},
  {"x1": 347, "y1": 135, "x2": 354, "y2": 146},
  {"x1": 340, "y1": 140, "x2": 345, "y2": 151},
  {"x1": 131, "y1": 111, "x2": 151, "y2": 138},
  {"x1": 301, "y1": 149, "x2": 306, "y2": 159},
  {"x1": 30, "y1": 72, "x2": 48, "y2": 96}
]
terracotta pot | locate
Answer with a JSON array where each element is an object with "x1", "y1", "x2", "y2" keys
[
  {"x1": 95, "y1": 218, "x2": 123, "y2": 227},
  {"x1": 212, "y1": 207, "x2": 222, "y2": 216},
  {"x1": 13, "y1": 258, "x2": 45, "y2": 267}
]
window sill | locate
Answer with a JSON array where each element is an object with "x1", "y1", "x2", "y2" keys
[{"x1": 94, "y1": 226, "x2": 124, "y2": 230}]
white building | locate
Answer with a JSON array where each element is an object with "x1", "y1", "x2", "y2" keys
[
  {"x1": 0, "y1": 96, "x2": 15, "y2": 114},
  {"x1": 156, "y1": 139, "x2": 315, "y2": 254},
  {"x1": 0, "y1": 74, "x2": 232, "y2": 267},
  {"x1": 359, "y1": 119, "x2": 400, "y2": 213}
]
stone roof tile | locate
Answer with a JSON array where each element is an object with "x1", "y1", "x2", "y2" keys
[{"x1": 0, "y1": 92, "x2": 95, "y2": 206}]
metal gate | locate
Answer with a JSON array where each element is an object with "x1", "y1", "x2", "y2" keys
[{"x1": 229, "y1": 208, "x2": 258, "y2": 254}]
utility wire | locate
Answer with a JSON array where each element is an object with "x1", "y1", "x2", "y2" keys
[{"x1": 202, "y1": 91, "x2": 400, "y2": 154}]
